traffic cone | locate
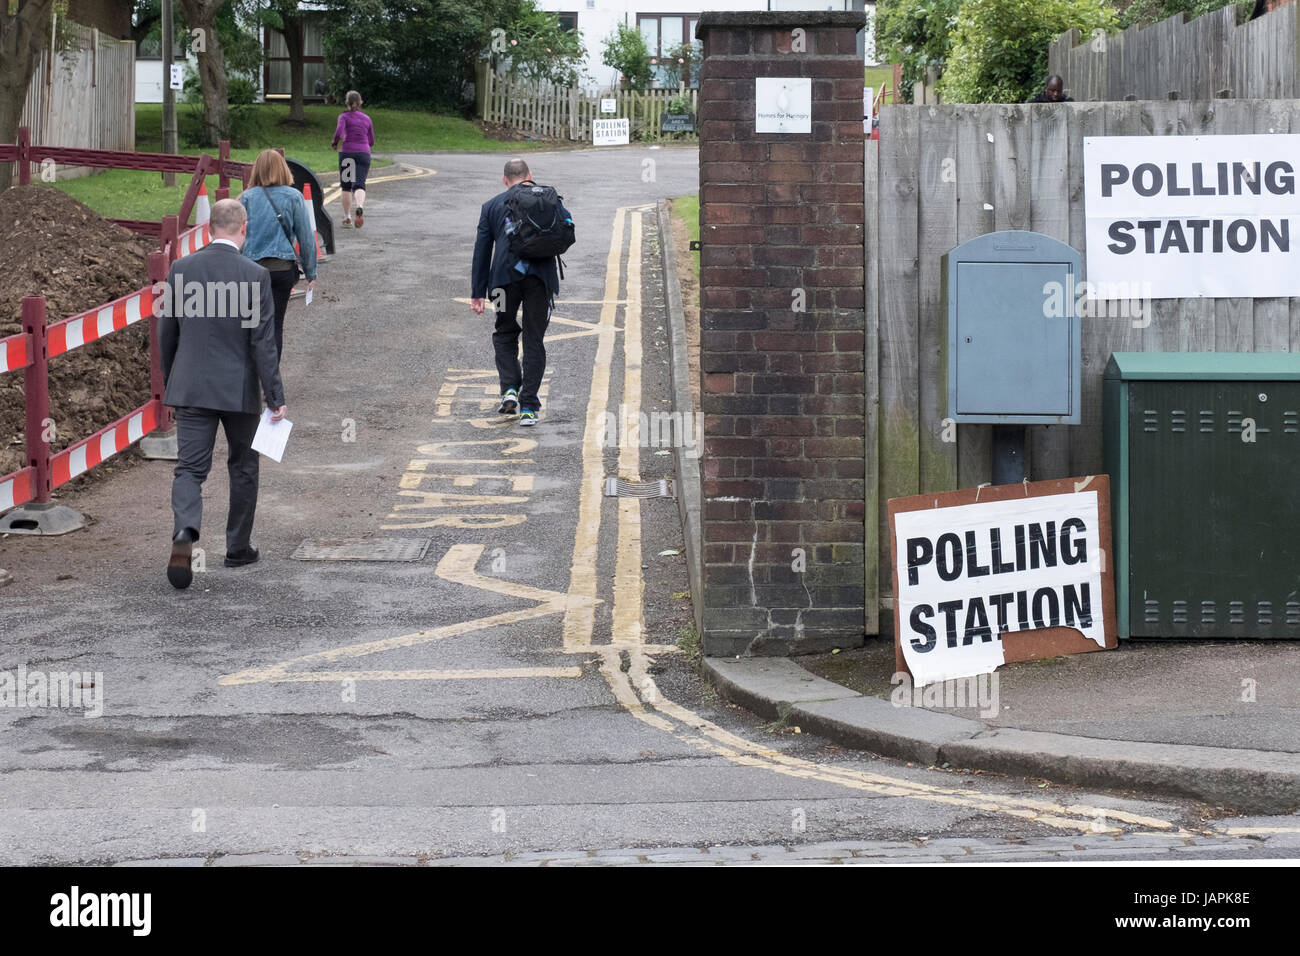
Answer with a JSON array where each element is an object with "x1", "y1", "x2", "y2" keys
[
  {"x1": 195, "y1": 182, "x2": 211, "y2": 225},
  {"x1": 302, "y1": 183, "x2": 326, "y2": 261}
]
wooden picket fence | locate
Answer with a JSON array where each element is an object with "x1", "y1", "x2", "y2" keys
[{"x1": 479, "y1": 69, "x2": 698, "y2": 143}]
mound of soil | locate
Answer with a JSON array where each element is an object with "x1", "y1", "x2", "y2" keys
[{"x1": 0, "y1": 186, "x2": 154, "y2": 480}]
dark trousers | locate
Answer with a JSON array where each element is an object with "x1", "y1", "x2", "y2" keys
[
  {"x1": 493, "y1": 274, "x2": 551, "y2": 412},
  {"x1": 267, "y1": 265, "x2": 298, "y2": 360},
  {"x1": 172, "y1": 406, "x2": 260, "y2": 553}
]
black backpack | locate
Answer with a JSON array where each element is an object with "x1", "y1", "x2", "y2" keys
[{"x1": 505, "y1": 182, "x2": 575, "y2": 265}]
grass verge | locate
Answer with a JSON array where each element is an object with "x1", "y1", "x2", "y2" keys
[{"x1": 55, "y1": 103, "x2": 537, "y2": 223}]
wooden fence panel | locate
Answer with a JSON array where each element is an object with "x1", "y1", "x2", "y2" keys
[
  {"x1": 954, "y1": 106, "x2": 995, "y2": 489},
  {"x1": 868, "y1": 100, "x2": 1300, "y2": 614},
  {"x1": 20, "y1": 20, "x2": 133, "y2": 177},
  {"x1": 916, "y1": 106, "x2": 959, "y2": 495},
  {"x1": 875, "y1": 106, "x2": 921, "y2": 607},
  {"x1": 481, "y1": 73, "x2": 698, "y2": 143},
  {"x1": 1027, "y1": 104, "x2": 1071, "y2": 479},
  {"x1": 1067, "y1": 103, "x2": 1107, "y2": 477},
  {"x1": 1048, "y1": 3, "x2": 1297, "y2": 102}
]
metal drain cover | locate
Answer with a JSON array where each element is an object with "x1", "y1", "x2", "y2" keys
[
  {"x1": 604, "y1": 477, "x2": 675, "y2": 499},
  {"x1": 291, "y1": 537, "x2": 432, "y2": 562}
]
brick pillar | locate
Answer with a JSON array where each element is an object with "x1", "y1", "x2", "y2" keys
[{"x1": 696, "y1": 11, "x2": 866, "y2": 657}]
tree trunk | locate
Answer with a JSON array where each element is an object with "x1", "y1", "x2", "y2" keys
[
  {"x1": 0, "y1": 0, "x2": 56, "y2": 192},
  {"x1": 178, "y1": 0, "x2": 229, "y2": 147},
  {"x1": 282, "y1": 15, "x2": 305, "y2": 124}
]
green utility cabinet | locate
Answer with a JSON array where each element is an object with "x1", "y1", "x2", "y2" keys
[{"x1": 1104, "y1": 353, "x2": 1300, "y2": 638}]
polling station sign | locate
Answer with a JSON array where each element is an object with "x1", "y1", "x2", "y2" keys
[
  {"x1": 1084, "y1": 134, "x2": 1300, "y2": 299},
  {"x1": 593, "y1": 118, "x2": 630, "y2": 147},
  {"x1": 890, "y1": 478, "x2": 1117, "y2": 687}
]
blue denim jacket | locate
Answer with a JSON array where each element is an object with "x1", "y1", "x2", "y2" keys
[{"x1": 239, "y1": 185, "x2": 318, "y2": 280}]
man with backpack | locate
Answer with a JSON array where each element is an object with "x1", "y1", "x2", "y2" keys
[{"x1": 470, "y1": 158, "x2": 575, "y2": 426}]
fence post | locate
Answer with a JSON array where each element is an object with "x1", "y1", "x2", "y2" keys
[
  {"x1": 138, "y1": 246, "x2": 178, "y2": 460},
  {"x1": 161, "y1": 214, "x2": 180, "y2": 262},
  {"x1": 217, "y1": 140, "x2": 230, "y2": 200},
  {"x1": 0, "y1": 295, "x2": 85, "y2": 534},
  {"x1": 21, "y1": 297, "x2": 50, "y2": 502},
  {"x1": 147, "y1": 251, "x2": 169, "y2": 420},
  {"x1": 17, "y1": 126, "x2": 31, "y2": 186}
]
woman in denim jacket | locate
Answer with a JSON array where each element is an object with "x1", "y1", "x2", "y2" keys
[{"x1": 239, "y1": 149, "x2": 318, "y2": 360}]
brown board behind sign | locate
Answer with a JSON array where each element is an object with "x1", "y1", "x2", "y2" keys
[{"x1": 890, "y1": 475, "x2": 1117, "y2": 677}]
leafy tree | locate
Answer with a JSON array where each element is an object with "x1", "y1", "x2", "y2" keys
[
  {"x1": 262, "y1": 0, "x2": 310, "y2": 122},
  {"x1": 323, "y1": 0, "x2": 517, "y2": 110},
  {"x1": 939, "y1": 0, "x2": 1118, "y2": 103},
  {"x1": 601, "y1": 23, "x2": 652, "y2": 91},
  {"x1": 496, "y1": 1, "x2": 585, "y2": 87},
  {"x1": 874, "y1": 0, "x2": 959, "y2": 103},
  {"x1": 0, "y1": 0, "x2": 58, "y2": 190}
]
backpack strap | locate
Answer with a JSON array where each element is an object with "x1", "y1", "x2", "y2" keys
[{"x1": 261, "y1": 186, "x2": 301, "y2": 265}]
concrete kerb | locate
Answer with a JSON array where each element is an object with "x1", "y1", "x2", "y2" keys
[
  {"x1": 653, "y1": 179, "x2": 1300, "y2": 814},
  {"x1": 703, "y1": 658, "x2": 1300, "y2": 814},
  {"x1": 656, "y1": 199, "x2": 704, "y2": 642}
]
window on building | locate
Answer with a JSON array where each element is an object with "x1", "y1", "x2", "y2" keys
[
  {"x1": 555, "y1": 11, "x2": 578, "y2": 33},
  {"x1": 636, "y1": 13, "x2": 700, "y2": 89}
]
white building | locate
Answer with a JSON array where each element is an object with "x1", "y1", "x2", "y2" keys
[{"x1": 536, "y1": 0, "x2": 877, "y2": 92}]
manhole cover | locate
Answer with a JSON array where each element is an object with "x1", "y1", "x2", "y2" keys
[
  {"x1": 290, "y1": 538, "x2": 432, "y2": 562},
  {"x1": 604, "y1": 477, "x2": 675, "y2": 499}
]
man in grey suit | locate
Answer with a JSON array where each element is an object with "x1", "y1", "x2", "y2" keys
[{"x1": 159, "y1": 198, "x2": 287, "y2": 590}]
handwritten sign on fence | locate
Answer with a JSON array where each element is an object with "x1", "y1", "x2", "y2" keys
[{"x1": 593, "y1": 118, "x2": 630, "y2": 146}]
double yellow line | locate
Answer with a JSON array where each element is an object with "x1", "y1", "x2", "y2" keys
[{"x1": 565, "y1": 205, "x2": 1185, "y2": 836}]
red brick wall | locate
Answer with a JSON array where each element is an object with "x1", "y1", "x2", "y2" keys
[{"x1": 696, "y1": 11, "x2": 866, "y2": 656}]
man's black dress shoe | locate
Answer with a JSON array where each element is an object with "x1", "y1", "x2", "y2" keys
[
  {"x1": 167, "y1": 532, "x2": 194, "y2": 590},
  {"x1": 224, "y1": 546, "x2": 260, "y2": 568}
]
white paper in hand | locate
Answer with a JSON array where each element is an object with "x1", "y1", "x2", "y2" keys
[
  {"x1": 252, "y1": 408, "x2": 292, "y2": 462},
  {"x1": 305, "y1": 288, "x2": 313, "y2": 306}
]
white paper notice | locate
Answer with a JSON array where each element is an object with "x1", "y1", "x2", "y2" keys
[
  {"x1": 251, "y1": 409, "x2": 292, "y2": 463},
  {"x1": 304, "y1": 288, "x2": 313, "y2": 306},
  {"x1": 894, "y1": 491, "x2": 1105, "y2": 687},
  {"x1": 1083, "y1": 133, "x2": 1300, "y2": 298}
]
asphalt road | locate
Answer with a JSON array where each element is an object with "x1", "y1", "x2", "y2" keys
[{"x1": 1, "y1": 147, "x2": 1297, "y2": 865}]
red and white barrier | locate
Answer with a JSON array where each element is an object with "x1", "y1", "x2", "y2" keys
[
  {"x1": 46, "y1": 286, "x2": 154, "y2": 358},
  {"x1": 176, "y1": 222, "x2": 211, "y2": 258},
  {"x1": 1, "y1": 334, "x2": 28, "y2": 375},
  {"x1": 49, "y1": 402, "x2": 157, "y2": 488},
  {"x1": 0, "y1": 469, "x2": 33, "y2": 513}
]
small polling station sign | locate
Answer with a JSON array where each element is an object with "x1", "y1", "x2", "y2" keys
[
  {"x1": 890, "y1": 477, "x2": 1117, "y2": 687},
  {"x1": 593, "y1": 118, "x2": 630, "y2": 146},
  {"x1": 1084, "y1": 134, "x2": 1300, "y2": 298}
]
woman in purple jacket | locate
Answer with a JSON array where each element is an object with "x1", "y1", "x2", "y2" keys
[{"x1": 332, "y1": 90, "x2": 374, "y2": 227}]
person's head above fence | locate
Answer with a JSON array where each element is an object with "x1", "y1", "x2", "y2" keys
[
  {"x1": 503, "y1": 157, "x2": 530, "y2": 187},
  {"x1": 345, "y1": 90, "x2": 363, "y2": 111},
  {"x1": 210, "y1": 198, "x2": 247, "y2": 245},
  {"x1": 1042, "y1": 76, "x2": 1066, "y2": 101},
  {"x1": 248, "y1": 149, "x2": 293, "y2": 189}
]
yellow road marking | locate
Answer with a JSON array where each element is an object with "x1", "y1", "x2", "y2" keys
[
  {"x1": 574, "y1": 205, "x2": 1182, "y2": 836},
  {"x1": 234, "y1": 667, "x2": 581, "y2": 684},
  {"x1": 612, "y1": 211, "x2": 645, "y2": 651},
  {"x1": 562, "y1": 206, "x2": 628, "y2": 651},
  {"x1": 218, "y1": 544, "x2": 599, "y2": 686},
  {"x1": 321, "y1": 163, "x2": 437, "y2": 207}
]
